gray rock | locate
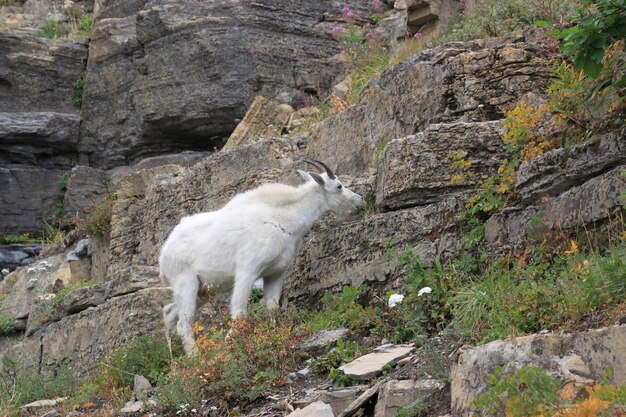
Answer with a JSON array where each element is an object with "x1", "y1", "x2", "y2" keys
[
  {"x1": 20, "y1": 397, "x2": 68, "y2": 410},
  {"x1": 0, "y1": 112, "x2": 81, "y2": 235},
  {"x1": 82, "y1": 1, "x2": 377, "y2": 169},
  {"x1": 338, "y1": 379, "x2": 386, "y2": 417},
  {"x1": 40, "y1": 410, "x2": 60, "y2": 417},
  {"x1": 287, "y1": 401, "x2": 334, "y2": 417},
  {"x1": 300, "y1": 329, "x2": 351, "y2": 356},
  {"x1": 0, "y1": 166, "x2": 67, "y2": 235},
  {"x1": 305, "y1": 31, "x2": 551, "y2": 176},
  {"x1": 63, "y1": 167, "x2": 107, "y2": 225},
  {"x1": 66, "y1": 239, "x2": 90, "y2": 262},
  {"x1": 0, "y1": 244, "x2": 41, "y2": 270},
  {"x1": 374, "y1": 379, "x2": 445, "y2": 417},
  {"x1": 223, "y1": 96, "x2": 293, "y2": 151},
  {"x1": 485, "y1": 165, "x2": 626, "y2": 251},
  {"x1": 339, "y1": 345, "x2": 415, "y2": 381},
  {"x1": 286, "y1": 197, "x2": 465, "y2": 305},
  {"x1": 120, "y1": 399, "x2": 143, "y2": 414},
  {"x1": 105, "y1": 265, "x2": 161, "y2": 299},
  {"x1": 0, "y1": 112, "x2": 80, "y2": 168},
  {"x1": 375, "y1": 121, "x2": 506, "y2": 210},
  {"x1": 133, "y1": 374, "x2": 152, "y2": 396},
  {"x1": 55, "y1": 282, "x2": 106, "y2": 316},
  {"x1": 516, "y1": 131, "x2": 626, "y2": 204},
  {"x1": 9, "y1": 287, "x2": 172, "y2": 375},
  {"x1": 315, "y1": 385, "x2": 367, "y2": 417},
  {"x1": 449, "y1": 324, "x2": 626, "y2": 416},
  {"x1": 0, "y1": 254, "x2": 70, "y2": 325},
  {"x1": 0, "y1": 33, "x2": 87, "y2": 113}
]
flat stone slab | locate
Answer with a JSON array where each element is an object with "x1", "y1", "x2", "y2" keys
[
  {"x1": 288, "y1": 400, "x2": 334, "y2": 417},
  {"x1": 339, "y1": 344, "x2": 415, "y2": 381},
  {"x1": 300, "y1": 328, "x2": 351, "y2": 355}
]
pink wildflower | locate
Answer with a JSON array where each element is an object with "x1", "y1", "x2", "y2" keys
[
  {"x1": 373, "y1": 0, "x2": 383, "y2": 12},
  {"x1": 331, "y1": 26, "x2": 344, "y2": 36},
  {"x1": 342, "y1": 4, "x2": 354, "y2": 18},
  {"x1": 413, "y1": 32, "x2": 423, "y2": 40}
]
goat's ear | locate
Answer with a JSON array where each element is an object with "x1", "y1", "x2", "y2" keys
[
  {"x1": 298, "y1": 169, "x2": 325, "y2": 187},
  {"x1": 309, "y1": 172, "x2": 325, "y2": 187},
  {"x1": 298, "y1": 169, "x2": 313, "y2": 182}
]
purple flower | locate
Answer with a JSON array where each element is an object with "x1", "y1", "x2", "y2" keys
[
  {"x1": 365, "y1": 21, "x2": 372, "y2": 28},
  {"x1": 342, "y1": 4, "x2": 354, "y2": 18},
  {"x1": 331, "y1": 26, "x2": 344, "y2": 35},
  {"x1": 413, "y1": 32, "x2": 423, "y2": 40}
]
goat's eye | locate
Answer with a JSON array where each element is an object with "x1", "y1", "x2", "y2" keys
[{"x1": 337, "y1": 184, "x2": 342, "y2": 190}]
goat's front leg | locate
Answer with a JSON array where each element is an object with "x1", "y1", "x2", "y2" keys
[
  {"x1": 173, "y1": 273, "x2": 199, "y2": 356},
  {"x1": 263, "y1": 272, "x2": 286, "y2": 310},
  {"x1": 230, "y1": 270, "x2": 258, "y2": 319}
]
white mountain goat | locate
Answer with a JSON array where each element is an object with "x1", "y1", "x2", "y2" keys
[{"x1": 159, "y1": 160, "x2": 364, "y2": 355}]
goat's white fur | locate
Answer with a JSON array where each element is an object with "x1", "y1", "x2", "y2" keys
[{"x1": 159, "y1": 166, "x2": 364, "y2": 355}]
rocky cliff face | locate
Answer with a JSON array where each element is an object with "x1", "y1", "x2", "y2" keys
[
  {"x1": 80, "y1": 0, "x2": 376, "y2": 168},
  {"x1": 3, "y1": 28, "x2": 604, "y2": 376},
  {"x1": 1, "y1": 2, "x2": 625, "y2": 415},
  {"x1": 0, "y1": 29, "x2": 87, "y2": 235}
]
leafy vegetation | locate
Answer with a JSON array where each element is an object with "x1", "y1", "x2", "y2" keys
[
  {"x1": 34, "y1": 4, "x2": 94, "y2": 40},
  {"x1": 0, "y1": 233, "x2": 37, "y2": 244},
  {"x1": 35, "y1": 20, "x2": 71, "y2": 39},
  {"x1": 100, "y1": 336, "x2": 174, "y2": 389},
  {"x1": 0, "y1": 357, "x2": 84, "y2": 413},
  {"x1": 51, "y1": 280, "x2": 96, "y2": 310},
  {"x1": 188, "y1": 304, "x2": 305, "y2": 407},
  {"x1": 73, "y1": 74, "x2": 86, "y2": 109},
  {"x1": 451, "y1": 243, "x2": 626, "y2": 343},
  {"x1": 475, "y1": 366, "x2": 626, "y2": 417},
  {"x1": 0, "y1": 315, "x2": 15, "y2": 335},
  {"x1": 85, "y1": 197, "x2": 113, "y2": 236},
  {"x1": 546, "y1": 0, "x2": 626, "y2": 78}
]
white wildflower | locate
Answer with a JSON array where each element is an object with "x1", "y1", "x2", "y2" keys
[
  {"x1": 1, "y1": 268, "x2": 9, "y2": 275},
  {"x1": 388, "y1": 293, "x2": 405, "y2": 308},
  {"x1": 417, "y1": 287, "x2": 432, "y2": 297}
]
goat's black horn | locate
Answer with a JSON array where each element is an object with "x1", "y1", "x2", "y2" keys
[
  {"x1": 312, "y1": 159, "x2": 336, "y2": 179},
  {"x1": 301, "y1": 158, "x2": 336, "y2": 179}
]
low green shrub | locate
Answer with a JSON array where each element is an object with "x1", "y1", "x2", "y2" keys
[
  {"x1": 0, "y1": 315, "x2": 15, "y2": 335},
  {"x1": 179, "y1": 304, "x2": 305, "y2": 406},
  {"x1": 73, "y1": 74, "x2": 86, "y2": 109},
  {"x1": 441, "y1": 0, "x2": 573, "y2": 43},
  {"x1": 307, "y1": 285, "x2": 382, "y2": 333},
  {"x1": 310, "y1": 339, "x2": 367, "y2": 375},
  {"x1": 99, "y1": 336, "x2": 173, "y2": 389},
  {"x1": 0, "y1": 233, "x2": 36, "y2": 244},
  {"x1": 35, "y1": 20, "x2": 70, "y2": 39},
  {"x1": 0, "y1": 356, "x2": 83, "y2": 411},
  {"x1": 475, "y1": 365, "x2": 626, "y2": 417},
  {"x1": 450, "y1": 243, "x2": 626, "y2": 343}
]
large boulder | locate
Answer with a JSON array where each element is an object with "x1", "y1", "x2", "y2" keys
[
  {"x1": 305, "y1": 30, "x2": 552, "y2": 175},
  {"x1": 375, "y1": 120, "x2": 506, "y2": 210},
  {"x1": 450, "y1": 325, "x2": 626, "y2": 416},
  {"x1": 81, "y1": 0, "x2": 376, "y2": 168},
  {"x1": 485, "y1": 165, "x2": 626, "y2": 251}
]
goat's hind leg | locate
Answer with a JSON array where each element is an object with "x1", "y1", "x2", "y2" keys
[
  {"x1": 172, "y1": 273, "x2": 200, "y2": 356},
  {"x1": 162, "y1": 302, "x2": 178, "y2": 361},
  {"x1": 263, "y1": 272, "x2": 285, "y2": 310},
  {"x1": 230, "y1": 270, "x2": 258, "y2": 319}
]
